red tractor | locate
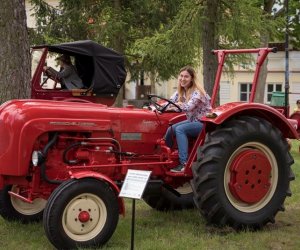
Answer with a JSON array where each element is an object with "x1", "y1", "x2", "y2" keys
[{"x1": 0, "y1": 47, "x2": 297, "y2": 249}]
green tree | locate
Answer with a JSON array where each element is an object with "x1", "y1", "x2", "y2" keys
[
  {"x1": 135, "y1": 0, "x2": 272, "y2": 97},
  {"x1": 274, "y1": 0, "x2": 300, "y2": 49},
  {"x1": 30, "y1": 0, "x2": 181, "y2": 75},
  {"x1": 254, "y1": 0, "x2": 300, "y2": 103},
  {"x1": 0, "y1": 0, "x2": 31, "y2": 102},
  {"x1": 135, "y1": 0, "x2": 300, "y2": 103},
  {"x1": 30, "y1": 0, "x2": 299, "y2": 103},
  {"x1": 30, "y1": 0, "x2": 182, "y2": 104}
]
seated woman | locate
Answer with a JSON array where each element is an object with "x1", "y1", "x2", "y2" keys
[
  {"x1": 43, "y1": 54, "x2": 84, "y2": 90},
  {"x1": 164, "y1": 66, "x2": 212, "y2": 172}
]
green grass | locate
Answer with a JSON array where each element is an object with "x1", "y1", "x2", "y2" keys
[{"x1": 1, "y1": 141, "x2": 300, "y2": 250}]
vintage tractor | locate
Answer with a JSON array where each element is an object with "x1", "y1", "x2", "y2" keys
[{"x1": 0, "y1": 47, "x2": 297, "y2": 249}]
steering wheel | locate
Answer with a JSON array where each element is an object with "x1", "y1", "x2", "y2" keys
[
  {"x1": 148, "y1": 94, "x2": 182, "y2": 113},
  {"x1": 42, "y1": 68, "x2": 61, "y2": 89}
]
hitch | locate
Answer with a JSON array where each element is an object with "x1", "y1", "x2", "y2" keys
[{"x1": 8, "y1": 191, "x2": 33, "y2": 204}]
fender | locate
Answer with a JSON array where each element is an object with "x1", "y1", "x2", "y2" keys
[
  {"x1": 69, "y1": 171, "x2": 125, "y2": 215},
  {"x1": 201, "y1": 102, "x2": 298, "y2": 139}
]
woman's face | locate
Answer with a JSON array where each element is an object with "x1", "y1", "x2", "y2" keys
[{"x1": 178, "y1": 70, "x2": 192, "y2": 89}]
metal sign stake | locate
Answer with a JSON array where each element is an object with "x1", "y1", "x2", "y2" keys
[
  {"x1": 119, "y1": 169, "x2": 152, "y2": 250},
  {"x1": 131, "y1": 199, "x2": 136, "y2": 250}
]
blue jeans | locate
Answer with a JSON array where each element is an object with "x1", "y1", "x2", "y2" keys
[{"x1": 165, "y1": 120, "x2": 203, "y2": 164}]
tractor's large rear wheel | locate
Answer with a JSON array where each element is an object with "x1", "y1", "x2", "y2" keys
[
  {"x1": 191, "y1": 116, "x2": 295, "y2": 229},
  {"x1": 0, "y1": 185, "x2": 46, "y2": 223},
  {"x1": 143, "y1": 182, "x2": 195, "y2": 211},
  {"x1": 43, "y1": 178, "x2": 119, "y2": 249}
]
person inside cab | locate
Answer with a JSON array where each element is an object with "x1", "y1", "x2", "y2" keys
[{"x1": 43, "y1": 54, "x2": 84, "y2": 90}]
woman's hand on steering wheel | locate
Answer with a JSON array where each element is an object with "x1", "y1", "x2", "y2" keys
[{"x1": 148, "y1": 94, "x2": 182, "y2": 113}]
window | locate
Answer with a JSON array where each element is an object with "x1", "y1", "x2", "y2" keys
[
  {"x1": 239, "y1": 83, "x2": 252, "y2": 101},
  {"x1": 31, "y1": 50, "x2": 42, "y2": 75},
  {"x1": 266, "y1": 83, "x2": 282, "y2": 103}
]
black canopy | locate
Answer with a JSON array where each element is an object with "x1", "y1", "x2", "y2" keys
[{"x1": 43, "y1": 40, "x2": 126, "y2": 96}]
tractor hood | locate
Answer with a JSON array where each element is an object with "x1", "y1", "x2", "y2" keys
[{"x1": 0, "y1": 99, "x2": 181, "y2": 176}]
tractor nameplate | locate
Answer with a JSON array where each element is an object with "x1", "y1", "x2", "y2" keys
[
  {"x1": 121, "y1": 133, "x2": 142, "y2": 140},
  {"x1": 49, "y1": 121, "x2": 97, "y2": 127}
]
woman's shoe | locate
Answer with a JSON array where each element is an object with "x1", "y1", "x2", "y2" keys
[{"x1": 170, "y1": 164, "x2": 185, "y2": 172}]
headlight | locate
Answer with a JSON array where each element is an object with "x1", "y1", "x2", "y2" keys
[{"x1": 32, "y1": 151, "x2": 44, "y2": 166}]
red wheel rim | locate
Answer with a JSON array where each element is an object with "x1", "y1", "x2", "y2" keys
[
  {"x1": 224, "y1": 142, "x2": 278, "y2": 213},
  {"x1": 229, "y1": 150, "x2": 271, "y2": 203}
]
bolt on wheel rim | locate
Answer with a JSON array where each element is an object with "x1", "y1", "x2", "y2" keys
[
  {"x1": 224, "y1": 142, "x2": 278, "y2": 213},
  {"x1": 62, "y1": 193, "x2": 107, "y2": 241}
]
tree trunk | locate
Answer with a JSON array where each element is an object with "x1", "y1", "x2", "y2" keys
[
  {"x1": 150, "y1": 72, "x2": 156, "y2": 94},
  {"x1": 0, "y1": 0, "x2": 31, "y2": 103},
  {"x1": 202, "y1": 0, "x2": 219, "y2": 97},
  {"x1": 255, "y1": 34, "x2": 269, "y2": 103},
  {"x1": 254, "y1": 0, "x2": 274, "y2": 103},
  {"x1": 112, "y1": 0, "x2": 125, "y2": 107}
]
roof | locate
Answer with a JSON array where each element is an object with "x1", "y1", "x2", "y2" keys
[{"x1": 34, "y1": 40, "x2": 127, "y2": 96}]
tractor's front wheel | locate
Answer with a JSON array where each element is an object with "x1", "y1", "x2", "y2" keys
[
  {"x1": 0, "y1": 185, "x2": 46, "y2": 223},
  {"x1": 43, "y1": 178, "x2": 119, "y2": 249},
  {"x1": 191, "y1": 116, "x2": 295, "y2": 229}
]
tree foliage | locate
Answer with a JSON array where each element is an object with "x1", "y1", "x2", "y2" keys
[
  {"x1": 30, "y1": 0, "x2": 299, "y2": 99},
  {"x1": 29, "y1": 0, "x2": 182, "y2": 80},
  {"x1": 136, "y1": 0, "x2": 299, "y2": 98},
  {"x1": 283, "y1": 0, "x2": 300, "y2": 48},
  {"x1": 133, "y1": 0, "x2": 203, "y2": 80},
  {"x1": 135, "y1": 0, "x2": 283, "y2": 92}
]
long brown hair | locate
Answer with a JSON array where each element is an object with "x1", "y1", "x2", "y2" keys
[{"x1": 177, "y1": 66, "x2": 206, "y2": 102}]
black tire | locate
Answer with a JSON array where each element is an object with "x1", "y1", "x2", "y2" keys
[
  {"x1": 143, "y1": 183, "x2": 195, "y2": 211},
  {"x1": 191, "y1": 116, "x2": 295, "y2": 229},
  {"x1": 43, "y1": 178, "x2": 119, "y2": 249},
  {"x1": 0, "y1": 185, "x2": 46, "y2": 223}
]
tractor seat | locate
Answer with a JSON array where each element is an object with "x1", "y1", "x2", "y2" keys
[{"x1": 71, "y1": 88, "x2": 93, "y2": 97}]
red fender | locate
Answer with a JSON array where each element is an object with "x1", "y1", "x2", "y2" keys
[
  {"x1": 69, "y1": 171, "x2": 125, "y2": 216},
  {"x1": 202, "y1": 102, "x2": 299, "y2": 139}
]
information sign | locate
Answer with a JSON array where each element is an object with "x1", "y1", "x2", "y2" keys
[{"x1": 119, "y1": 169, "x2": 152, "y2": 199}]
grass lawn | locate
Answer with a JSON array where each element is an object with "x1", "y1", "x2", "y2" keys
[{"x1": 1, "y1": 141, "x2": 300, "y2": 250}]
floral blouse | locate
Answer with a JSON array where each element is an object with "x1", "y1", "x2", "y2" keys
[{"x1": 170, "y1": 90, "x2": 212, "y2": 122}]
